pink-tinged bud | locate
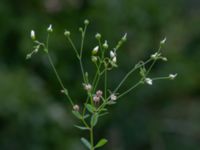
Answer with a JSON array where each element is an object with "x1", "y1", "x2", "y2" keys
[
  {"x1": 93, "y1": 95, "x2": 100, "y2": 103},
  {"x1": 96, "y1": 90, "x2": 103, "y2": 97},
  {"x1": 73, "y1": 104, "x2": 80, "y2": 111}
]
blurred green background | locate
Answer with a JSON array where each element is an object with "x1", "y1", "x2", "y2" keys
[{"x1": 0, "y1": 0, "x2": 200, "y2": 150}]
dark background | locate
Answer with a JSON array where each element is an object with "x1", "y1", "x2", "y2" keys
[{"x1": 0, "y1": 0, "x2": 200, "y2": 150}]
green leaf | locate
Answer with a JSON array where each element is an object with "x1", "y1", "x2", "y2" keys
[
  {"x1": 107, "y1": 101, "x2": 116, "y2": 105},
  {"x1": 81, "y1": 137, "x2": 91, "y2": 149},
  {"x1": 90, "y1": 113, "x2": 98, "y2": 127},
  {"x1": 83, "y1": 114, "x2": 90, "y2": 119},
  {"x1": 95, "y1": 138, "x2": 108, "y2": 148},
  {"x1": 72, "y1": 111, "x2": 82, "y2": 120},
  {"x1": 85, "y1": 104, "x2": 96, "y2": 113},
  {"x1": 74, "y1": 125, "x2": 90, "y2": 130}
]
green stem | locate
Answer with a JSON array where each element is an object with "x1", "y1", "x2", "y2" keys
[
  {"x1": 117, "y1": 81, "x2": 142, "y2": 99},
  {"x1": 114, "y1": 58, "x2": 152, "y2": 93},
  {"x1": 47, "y1": 53, "x2": 74, "y2": 106},
  {"x1": 90, "y1": 127, "x2": 94, "y2": 150},
  {"x1": 104, "y1": 65, "x2": 107, "y2": 99}
]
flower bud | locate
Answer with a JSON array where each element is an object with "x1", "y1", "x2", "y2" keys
[
  {"x1": 112, "y1": 57, "x2": 117, "y2": 63},
  {"x1": 151, "y1": 52, "x2": 160, "y2": 60},
  {"x1": 47, "y1": 24, "x2": 53, "y2": 32},
  {"x1": 84, "y1": 19, "x2": 89, "y2": 25},
  {"x1": 91, "y1": 56, "x2": 98, "y2": 63},
  {"x1": 145, "y1": 78, "x2": 153, "y2": 85},
  {"x1": 30, "y1": 30, "x2": 35, "y2": 40},
  {"x1": 110, "y1": 94, "x2": 117, "y2": 101},
  {"x1": 103, "y1": 40, "x2": 108, "y2": 49},
  {"x1": 122, "y1": 33, "x2": 127, "y2": 42},
  {"x1": 83, "y1": 83, "x2": 92, "y2": 91},
  {"x1": 73, "y1": 104, "x2": 80, "y2": 111},
  {"x1": 95, "y1": 33, "x2": 101, "y2": 40},
  {"x1": 96, "y1": 90, "x2": 103, "y2": 97},
  {"x1": 160, "y1": 37, "x2": 166, "y2": 45},
  {"x1": 92, "y1": 46, "x2": 99, "y2": 55},
  {"x1": 93, "y1": 95, "x2": 100, "y2": 103},
  {"x1": 169, "y1": 73, "x2": 177, "y2": 80},
  {"x1": 110, "y1": 51, "x2": 115, "y2": 58},
  {"x1": 64, "y1": 30, "x2": 70, "y2": 37}
]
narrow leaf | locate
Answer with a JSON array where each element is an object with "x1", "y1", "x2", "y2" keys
[
  {"x1": 81, "y1": 137, "x2": 91, "y2": 149},
  {"x1": 85, "y1": 104, "x2": 96, "y2": 113},
  {"x1": 95, "y1": 138, "x2": 108, "y2": 148},
  {"x1": 91, "y1": 113, "x2": 98, "y2": 127},
  {"x1": 83, "y1": 114, "x2": 90, "y2": 119},
  {"x1": 72, "y1": 111, "x2": 82, "y2": 120},
  {"x1": 74, "y1": 125, "x2": 90, "y2": 130}
]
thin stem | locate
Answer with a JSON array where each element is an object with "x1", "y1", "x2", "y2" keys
[
  {"x1": 67, "y1": 37, "x2": 79, "y2": 58},
  {"x1": 117, "y1": 81, "x2": 142, "y2": 99},
  {"x1": 114, "y1": 58, "x2": 152, "y2": 93},
  {"x1": 90, "y1": 128, "x2": 94, "y2": 150},
  {"x1": 47, "y1": 53, "x2": 74, "y2": 106},
  {"x1": 104, "y1": 65, "x2": 107, "y2": 99},
  {"x1": 146, "y1": 45, "x2": 162, "y2": 76},
  {"x1": 152, "y1": 76, "x2": 170, "y2": 80}
]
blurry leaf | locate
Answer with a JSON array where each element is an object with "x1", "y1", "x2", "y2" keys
[
  {"x1": 85, "y1": 104, "x2": 96, "y2": 113},
  {"x1": 83, "y1": 114, "x2": 90, "y2": 119},
  {"x1": 72, "y1": 110, "x2": 82, "y2": 120},
  {"x1": 90, "y1": 113, "x2": 98, "y2": 127},
  {"x1": 95, "y1": 138, "x2": 108, "y2": 148},
  {"x1": 74, "y1": 125, "x2": 90, "y2": 130},
  {"x1": 81, "y1": 137, "x2": 91, "y2": 149}
]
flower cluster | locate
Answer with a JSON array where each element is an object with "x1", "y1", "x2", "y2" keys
[{"x1": 27, "y1": 20, "x2": 177, "y2": 150}]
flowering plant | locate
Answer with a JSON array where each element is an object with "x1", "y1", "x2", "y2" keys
[{"x1": 27, "y1": 19, "x2": 177, "y2": 150}]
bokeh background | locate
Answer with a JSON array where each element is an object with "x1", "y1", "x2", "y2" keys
[{"x1": 0, "y1": 0, "x2": 200, "y2": 150}]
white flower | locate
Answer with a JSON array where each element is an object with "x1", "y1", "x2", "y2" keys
[
  {"x1": 73, "y1": 104, "x2": 80, "y2": 111},
  {"x1": 110, "y1": 51, "x2": 115, "y2": 58},
  {"x1": 83, "y1": 83, "x2": 92, "y2": 91},
  {"x1": 30, "y1": 30, "x2": 35, "y2": 40},
  {"x1": 169, "y1": 73, "x2": 177, "y2": 80},
  {"x1": 160, "y1": 37, "x2": 166, "y2": 44},
  {"x1": 47, "y1": 24, "x2": 53, "y2": 32},
  {"x1": 92, "y1": 46, "x2": 99, "y2": 55},
  {"x1": 112, "y1": 57, "x2": 117, "y2": 63},
  {"x1": 145, "y1": 78, "x2": 153, "y2": 85},
  {"x1": 110, "y1": 94, "x2": 117, "y2": 101}
]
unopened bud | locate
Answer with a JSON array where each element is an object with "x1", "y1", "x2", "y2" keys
[
  {"x1": 73, "y1": 105, "x2": 80, "y2": 111},
  {"x1": 92, "y1": 46, "x2": 99, "y2": 55},
  {"x1": 96, "y1": 90, "x2": 103, "y2": 97},
  {"x1": 122, "y1": 33, "x2": 127, "y2": 42},
  {"x1": 83, "y1": 83, "x2": 92, "y2": 91},
  {"x1": 110, "y1": 51, "x2": 115, "y2": 58},
  {"x1": 103, "y1": 40, "x2": 108, "y2": 49},
  {"x1": 91, "y1": 56, "x2": 98, "y2": 63},
  {"x1": 95, "y1": 33, "x2": 101, "y2": 40},
  {"x1": 30, "y1": 30, "x2": 35, "y2": 40},
  {"x1": 112, "y1": 57, "x2": 117, "y2": 63},
  {"x1": 160, "y1": 37, "x2": 166, "y2": 45},
  {"x1": 84, "y1": 19, "x2": 89, "y2": 25},
  {"x1": 47, "y1": 24, "x2": 53, "y2": 32},
  {"x1": 64, "y1": 30, "x2": 70, "y2": 37},
  {"x1": 145, "y1": 78, "x2": 153, "y2": 85},
  {"x1": 169, "y1": 73, "x2": 177, "y2": 80},
  {"x1": 93, "y1": 95, "x2": 100, "y2": 103},
  {"x1": 110, "y1": 94, "x2": 117, "y2": 101}
]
